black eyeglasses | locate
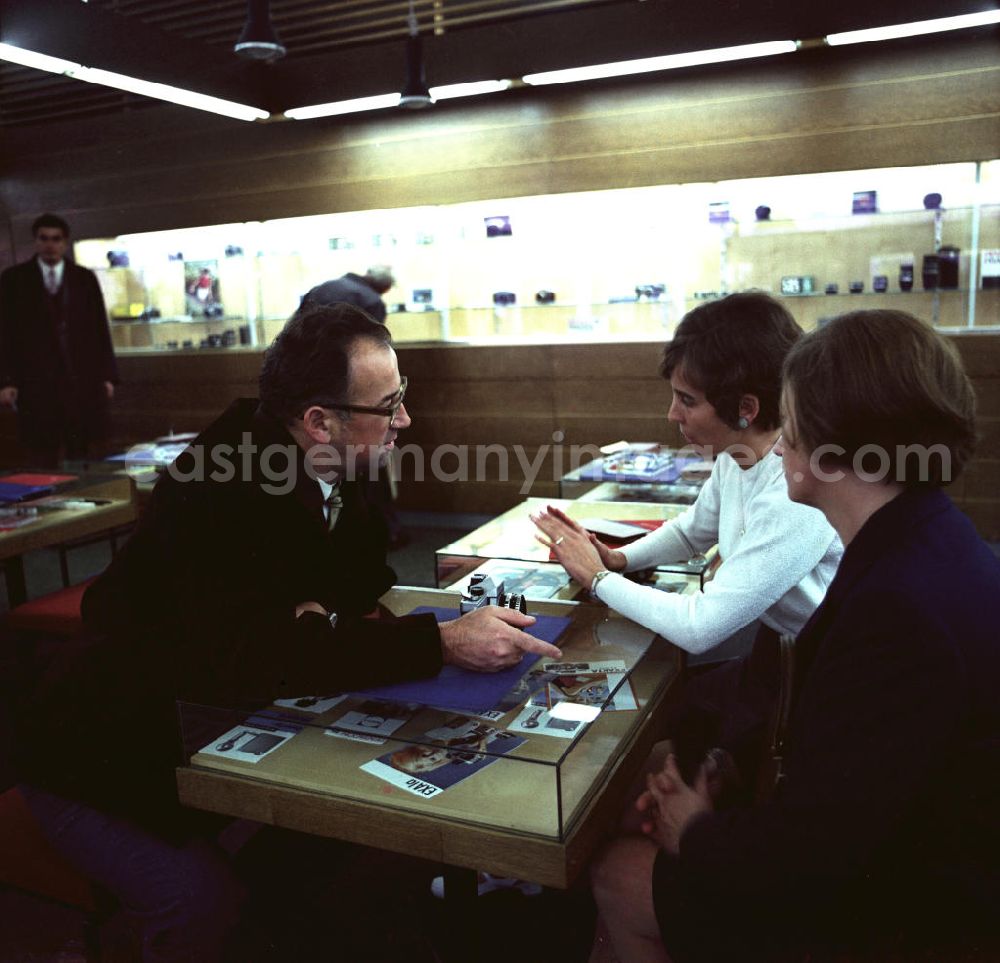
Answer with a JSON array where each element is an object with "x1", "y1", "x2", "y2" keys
[{"x1": 318, "y1": 376, "x2": 407, "y2": 423}]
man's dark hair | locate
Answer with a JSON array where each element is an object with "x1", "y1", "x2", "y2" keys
[
  {"x1": 661, "y1": 291, "x2": 802, "y2": 431},
  {"x1": 32, "y1": 213, "x2": 70, "y2": 238},
  {"x1": 259, "y1": 302, "x2": 392, "y2": 424}
]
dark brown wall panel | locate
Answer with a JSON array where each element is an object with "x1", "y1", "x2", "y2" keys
[{"x1": 84, "y1": 334, "x2": 999, "y2": 538}]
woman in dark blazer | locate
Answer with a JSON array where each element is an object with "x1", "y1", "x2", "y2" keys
[{"x1": 591, "y1": 310, "x2": 1000, "y2": 962}]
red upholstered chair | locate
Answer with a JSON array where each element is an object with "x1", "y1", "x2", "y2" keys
[
  {"x1": 4, "y1": 577, "x2": 95, "y2": 636},
  {"x1": 0, "y1": 786, "x2": 110, "y2": 961}
]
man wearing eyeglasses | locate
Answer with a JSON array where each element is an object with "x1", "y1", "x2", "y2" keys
[
  {"x1": 302, "y1": 263, "x2": 407, "y2": 544},
  {"x1": 14, "y1": 302, "x2": 559, "y2": 961}
]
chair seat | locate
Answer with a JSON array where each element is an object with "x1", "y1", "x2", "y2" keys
[
  {"x1": 4, "y1": 578, "x2": 95, "y2": 635},
  {"x1": 0, "y1": 787, "x2": 99, "y2": 911}
]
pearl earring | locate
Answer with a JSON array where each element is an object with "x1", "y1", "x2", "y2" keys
[{"x1": 737, "y1": 416, "x2": 750, "y2": 429}]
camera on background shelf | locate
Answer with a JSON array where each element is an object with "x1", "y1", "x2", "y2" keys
[
  {"x1": 635, "y1": 283, "x2": 665, "y2": 300},
  {"x1": 780, "y1": 275, "x2": 815, "y2": 296},
  {"x1": 460, "y1": 574, "x2": 527, "y2": 615}
]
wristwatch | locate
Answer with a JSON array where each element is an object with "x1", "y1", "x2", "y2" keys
[
  {"x1": 590, "y1": 569, "x2": 613, "y2": 596},
  {"x1": 328, "y1": 610, "x2": 338, "y2": 630}
]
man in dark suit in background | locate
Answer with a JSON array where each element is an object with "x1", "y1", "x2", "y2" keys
[
  {"x1": 302, "y1": 264, "x2": 394, "y2": 323},
  {"x1": 0, "y1": 213, "x2": 119, "y2": 467}
]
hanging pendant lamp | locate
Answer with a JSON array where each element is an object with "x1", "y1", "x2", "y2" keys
[
  {"x1": 234, "y1": 0, "x2": 286, "y2": 62},
  {"x1": 399, "y1": 0, "x2": 433, "y2": 108}
]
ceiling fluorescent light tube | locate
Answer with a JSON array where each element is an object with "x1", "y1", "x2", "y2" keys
[
  {"x1": 826, "y1": 10, "x2": 1000, "y2": 45},
  {"x1": 77, "y1": 68, "x2": 268, "y2": 120},
  {"x1": 0, "y1": 43, "x2": 267, "y2": 121},
  {"x1": 0, "y1": 42, "x2": 80, "y2": 73},
  {"x1": 430, "y1": 79, "x2": 511, "y2": 101},
  {"x1": 284, "y1": 93, "x2": 401, "y2": 120},
  {"x1": 522, "y1": 40, "x2": 797, "y2": 85}
]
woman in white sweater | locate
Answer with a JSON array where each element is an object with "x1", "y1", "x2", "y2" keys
[{"x1": 533, "y1": 292, "x2": 841, "y2": 656}]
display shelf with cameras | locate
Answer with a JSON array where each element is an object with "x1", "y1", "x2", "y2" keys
[
  {"x1": 77, "y1": 233, "x2": 261, "y2": 353},
  {"x1": 176, "y1": 587, "x2": 683, "y2": 884},
  {"x1": 78, "y1": 160, "x2": 1000, "y2": 353},
  {"x1": 723, "y1": 202, "x2": 1000, "y2": 329},
  {"x1": 109, "y1": 315, "x2": 252, "y2": 351}
]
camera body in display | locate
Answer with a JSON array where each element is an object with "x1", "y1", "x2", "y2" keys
[{"x1": 460, "y1": 574, "x2": 527, "y2": 615}]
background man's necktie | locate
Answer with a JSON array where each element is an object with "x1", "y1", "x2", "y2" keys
[
  {"x1": 46, "y1": 267, "x2": 59, "y2": 294},
  {"x1": 326, "y1": 487, "x2": 343, "y2": 532}
]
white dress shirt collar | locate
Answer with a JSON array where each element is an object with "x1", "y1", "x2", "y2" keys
[{"x1": 37, "y1": 257, "x2": 65, "y2": 290}]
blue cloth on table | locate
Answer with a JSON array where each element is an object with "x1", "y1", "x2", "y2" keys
[
  {"x1": 0, "y1": 482, "x2": 55, "y2": 503},
  {"x1": 352, "y1": 607, "x2": 571, "y2": 713}
]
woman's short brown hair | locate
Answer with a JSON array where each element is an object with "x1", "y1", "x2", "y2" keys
[
  {"x1": 662, "y1": 292, "x2": 802, "y2": 431},
  {"x1": 782, "y1": 310, "x2": 977, "y2": 488}
]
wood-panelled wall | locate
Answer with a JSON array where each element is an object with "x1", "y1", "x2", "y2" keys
[
  {"x1": 4, "y1": 332, "x2": 993, "y2": 536},
  {"x1": 1, "y1": 32, "x2": 998, "y2": 530},
  {"x1": 1, "y1": 34, "x2": 998, "y2": 267}
]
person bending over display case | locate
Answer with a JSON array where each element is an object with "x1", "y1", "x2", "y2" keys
[
  {"x1": 12, "y1": 303, "x2": 560, "y2": 963},
  {"x1": 590, "y1": 309, "x2": 1000, "y2": 962}
]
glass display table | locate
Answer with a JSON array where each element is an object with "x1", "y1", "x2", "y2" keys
[
  {"x1": 176, "y1": 587, "x2": 683, "y2": 891},
  {"x1": 435, "y1": 497, "x2": 717, "y2": 591},
  {"x1": 558, "y1": 446, "x2": 712, "y2": 500},
  {"x1": 576, "y1": 480, "x2": 704, "y2": 505}
]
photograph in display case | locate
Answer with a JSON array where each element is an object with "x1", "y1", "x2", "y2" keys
[
  {"x1": 484, "y1": 215, "x2": 512, "y2": 237},
  {"x1": 184, "y1": 259, "x2": 220, "y2": 315}
]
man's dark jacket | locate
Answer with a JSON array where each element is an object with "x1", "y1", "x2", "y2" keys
[
  {"x1": 653, "y1": 489, "x2": 1000, "y2": 960},
  {"x1": 302, "y1": 273, "x2": 387, "y2": 322},
  {"x1": 0, "y1": 258, "x2": 119, "y2": 446},
  {"x1": 14, "y1": 400, "x2": 441, "y2": 837}
]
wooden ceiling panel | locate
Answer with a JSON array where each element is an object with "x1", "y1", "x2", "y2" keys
[{"x1": 1, "y1": 0, "x2": 996, "y2": 127}]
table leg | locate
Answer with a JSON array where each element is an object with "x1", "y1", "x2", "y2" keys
[
  {"x1": 4, "y1": 556, "x2": 27, "y2": 608},
  {"x1": 441, "y1": 866, "x2": 480, "y2": 961}
]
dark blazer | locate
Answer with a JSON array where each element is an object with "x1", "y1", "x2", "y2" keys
[
  {"x1": 653, "y1": 489, "x2": 1000, "y2": 961},
  {"x1": 302, "y1": 273, "x2": 387, "y2": 322},
  {"x1": 14, "y1": 400, "x2": 441, "y2": 837},
  {"x1": 0, "y1": 257, "x2": 119, "y2": 446}
]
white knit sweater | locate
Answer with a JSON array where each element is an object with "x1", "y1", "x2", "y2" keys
[{"x1": 597, "y1": 450, "x2": 842, "y2": 654}]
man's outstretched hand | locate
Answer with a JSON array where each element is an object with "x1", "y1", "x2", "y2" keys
[{"x1": 439, "y1": 606, "x2": 561, "y2": 672}]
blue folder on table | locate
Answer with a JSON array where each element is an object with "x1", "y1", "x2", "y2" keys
[
  {"x1": 0, "y1": 481, "x2": 55, "y2": 504},
  {"x1": 353, "y1": 607, "x2": 572, "y2": 714}
]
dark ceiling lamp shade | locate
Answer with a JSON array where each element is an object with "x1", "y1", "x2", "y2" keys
[
  {"x1": 399, "y1": 33, "x2": 433, "y2": 108},
  {"x1": 234, "y1": 0, "x2": 286, "y2": 62},
  {"x1": 399, "y1": 0, "x2": 433, "y2": 109}
]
